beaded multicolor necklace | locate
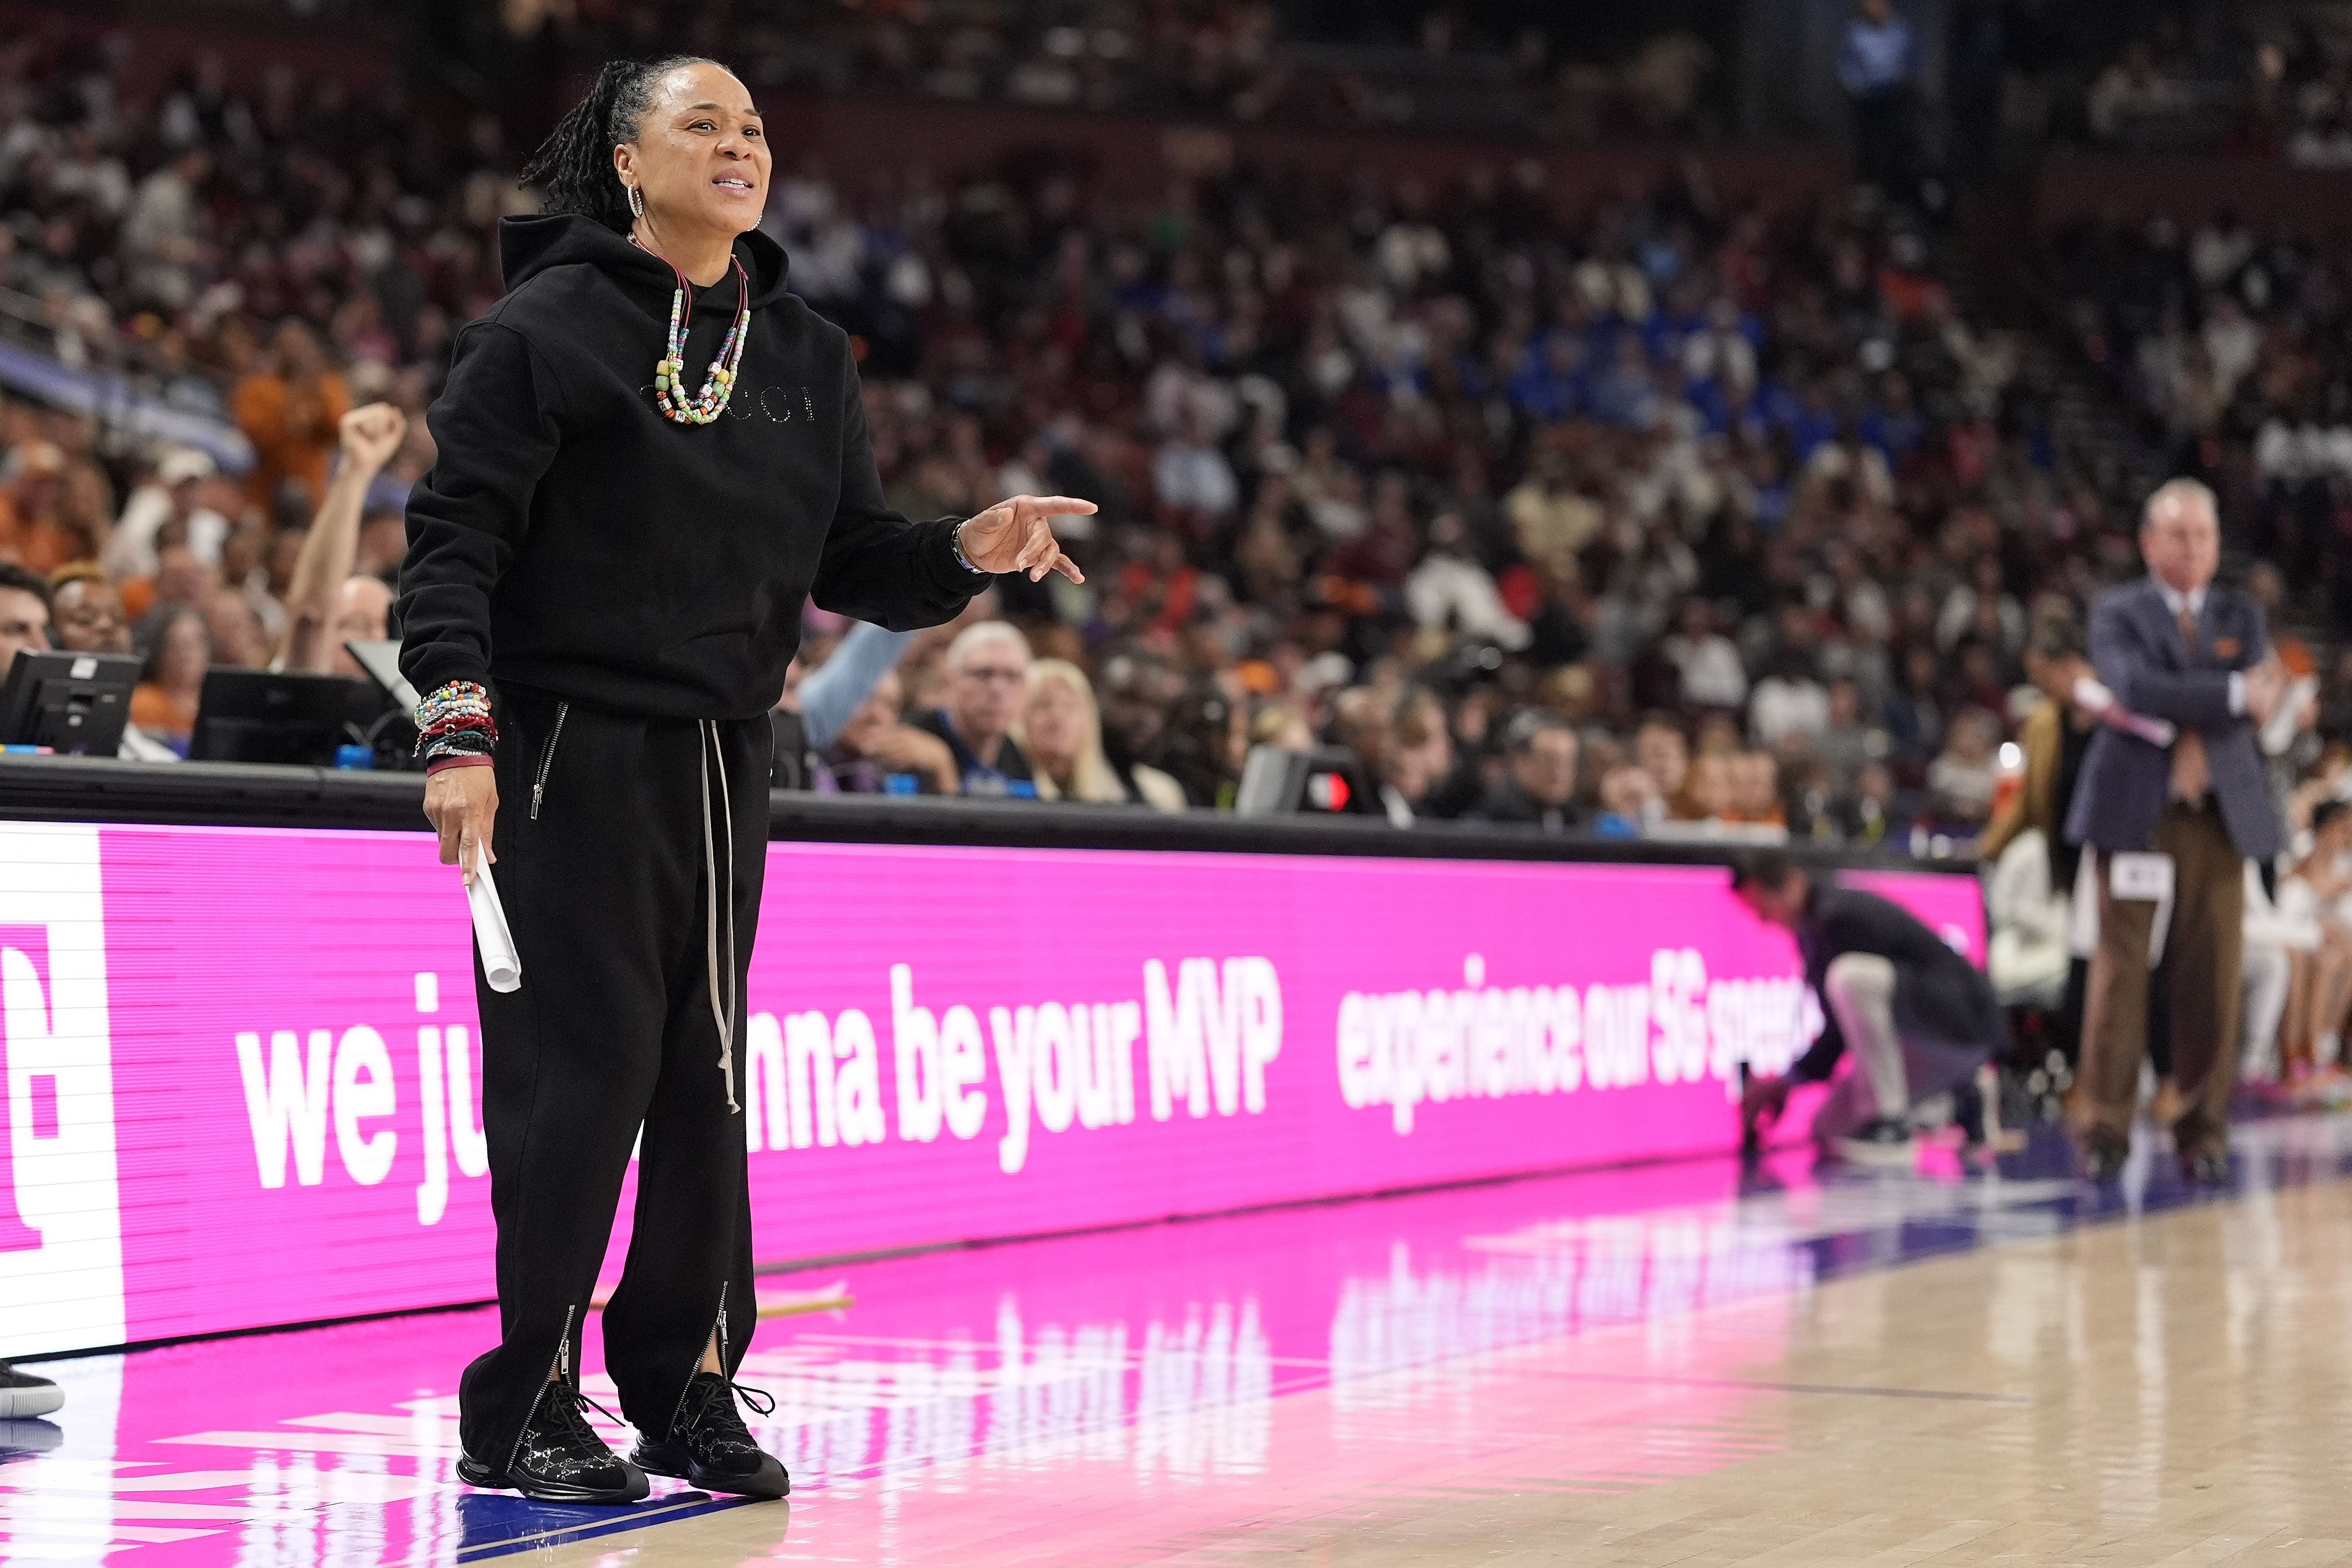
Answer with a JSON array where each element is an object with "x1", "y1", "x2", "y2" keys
[{"x1": 633, "y1": 234, "x2": 750, "y2": 426}]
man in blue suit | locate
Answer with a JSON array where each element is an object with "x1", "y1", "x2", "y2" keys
[{"x1": 2065, "y1": 479, "x2": 2286, "y2": 1182}]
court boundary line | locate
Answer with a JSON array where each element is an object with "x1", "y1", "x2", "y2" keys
[{"x1": 439, "y1": 1495, "x2": 754, "y2": 1564}]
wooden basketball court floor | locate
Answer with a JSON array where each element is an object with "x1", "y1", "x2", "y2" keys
[{"x1": 10, "y1": 1114, "x2": 2352, "y2": 1567}]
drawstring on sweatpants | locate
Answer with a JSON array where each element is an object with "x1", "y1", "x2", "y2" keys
[{"x1": 698, "y1": 720, "x2": 739, "y2": 1113}]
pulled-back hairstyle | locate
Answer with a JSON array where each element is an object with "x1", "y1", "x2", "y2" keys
[
  {"x1": 1728, "y1": 847, "x2": 1798, "y2": 894},
  {"x1": 520, "y1": 56, "x2": 720, "y2": 233}
]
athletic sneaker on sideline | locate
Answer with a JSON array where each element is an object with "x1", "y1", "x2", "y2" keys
[{"x1": 0, "y1": 1363, "x2": 63, "y2": 1420}]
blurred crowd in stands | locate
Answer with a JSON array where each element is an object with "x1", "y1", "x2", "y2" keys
[
  {"x1": 2014, "y1": 2, "x2": 2352, "y2": 163},
  {"x1": 2047, "y1": 207, "x2": 2352, "y2": 639},
  {"x1": 436, "y1": 0, "x2": 2352, "y2": 165},
  {"x1": 0, "y1": 23, "x2": 2242, "y2": 843},
  {"x1": 0, "y1": 13, "x2": 2339, "y2": 905},
  {"x1": 475, "y1": 0, "x2": 1721, "y2": 143},
  {"x1": 134, "y1": 0, "x2": 2352, "y2": 163},
  {"x1": 3, "y1": 6, "x2": 2352, "y2": 1092},
  {"x1": 689, "y1": 111, "x2": 2124, "y2": 853}
]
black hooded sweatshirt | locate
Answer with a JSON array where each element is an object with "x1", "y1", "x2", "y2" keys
[{"x1": 398, "y1": 213, "x2": 983, "y2": 719}]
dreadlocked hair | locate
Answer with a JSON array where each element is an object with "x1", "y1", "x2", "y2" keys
[{"x1": 520, "y1": 55, "x2": 720, "y2": 233}]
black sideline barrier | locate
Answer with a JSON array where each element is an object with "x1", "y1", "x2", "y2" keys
[{"x1": 0, "y1": 754, "x2": 1969, "y2": 875}]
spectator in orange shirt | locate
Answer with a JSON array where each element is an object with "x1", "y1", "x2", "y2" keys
[
  {"x1": 53, "y1": 460, "x2": 116, "y2": 572},
  {"x1": 1687, "y1": 749, "x2": 1736, "y2": 822},
  {"x1": 0, "y1": 446, "x2": 112, "y2": 575},
  {"x1": 1111, "y1": 531, "x2": 1199, "y2": 636},
  {"x1": 1728, "y1": 749, "x2": 1789, "y2": 827},
  {"x1": 2250, "y1": 562, "x2": 2315, "y2": 677},
  {"x1": 129, "y1": 605, "x2": 210, "y2": 756},
  {"x1": 1876, "y1": 232, "x2": 1950, "y2": 323},
  {"x1": 0, "y1": 441, "x2": 67, "y2": 571},
  {"x1": 230, "y1": 319, "x2": 350, "y2": 513}
]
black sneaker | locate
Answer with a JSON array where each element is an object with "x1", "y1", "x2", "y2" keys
[
  {"x1": 2174, "y1": 1114, "x2": 2231, "y2": 1185},
  {"x1": 0, "y1": 1364, "x2": 62, "y2": 1420},
  {"x1": 2177, "y1": 1141, "x2": 2230, "y2": 1184},
  {"x1": 632, "y1": 1372, "x2": 789, "y2": 1499},
  {"x1": 455, "y1": 1376, "x2": 649, "y2": 1505},
  {"x1": 2081, "y1": 1134, "x2": 2129, "y2": 1183},
  {"x1": 1833, "y1": 1116, "x2": 1918, "y2": 1168}
]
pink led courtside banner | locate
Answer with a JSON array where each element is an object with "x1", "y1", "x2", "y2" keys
[{"x1": 0, "y1": 820, "x2": 1982, "y2": 1356}]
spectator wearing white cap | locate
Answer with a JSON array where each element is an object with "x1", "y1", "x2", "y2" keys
[{"x1": 107, "y1": 447, "x2": 228, "y2": 578}]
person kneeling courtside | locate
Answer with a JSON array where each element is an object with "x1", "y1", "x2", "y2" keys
[{"x1": 1731, "y1": 849, "x2": 2002, "y2": 1166}]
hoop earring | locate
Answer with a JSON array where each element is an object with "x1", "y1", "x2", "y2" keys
[{"x1": 628, "y1": 183, "x2": 645, "y2": 220}]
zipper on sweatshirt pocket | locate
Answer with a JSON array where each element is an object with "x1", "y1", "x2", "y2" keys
[{"x1": 529, "y1": 702, "x2": 569, "y2": 820}]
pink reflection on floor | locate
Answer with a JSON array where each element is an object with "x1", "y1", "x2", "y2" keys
[{"x1": 2, "y1": 1156, "x2": 1820, "y2": 1566}]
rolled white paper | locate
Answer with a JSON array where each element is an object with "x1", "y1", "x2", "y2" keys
[
  {"x1": 2072, "y1": 676, "x2": 2178, "y2": 747},
  {"x1": 467, "y1": 848, "x2": 521, "y2": 993},
  {"x1": 2263, "y1": 674, "x2": 2318, "y2": 758}
]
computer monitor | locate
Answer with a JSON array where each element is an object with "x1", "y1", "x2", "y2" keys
[
  {"x1": 343, "y1": 638, "x2": 421, "y2": 714},
  {"x1": 189, "y1": 669, "x2": 388, "y2": 767},
  {"x1": 0, "y1": 650, "x2": 140, "y2": 755}
]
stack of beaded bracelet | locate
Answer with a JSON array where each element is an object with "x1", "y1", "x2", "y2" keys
[{"x1": 415, "y1": 680, "x2": 497, "y2": 763}]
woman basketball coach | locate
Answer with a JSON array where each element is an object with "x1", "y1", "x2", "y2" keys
[{"x1": 396, "y1": 55, "x2": 1090, "y2": 1504}]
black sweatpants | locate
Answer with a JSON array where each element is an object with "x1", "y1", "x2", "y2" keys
[{"x1": 457, "y1": 690, "x2": 771, "y2": 1471}]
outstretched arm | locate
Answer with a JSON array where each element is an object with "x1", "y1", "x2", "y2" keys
[
  {"x1": 810, "y1": 352, "x2": 992, "y2": 628},
  {"x1": 796, "y1": 621, "x2": 916, "y2": 752},
  {"x1": 811, "y1": 350, "x2": 1090, "y2": 626},
  {"x1": 281, "y1": 402, "x2": 406, "y2": 674}
]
